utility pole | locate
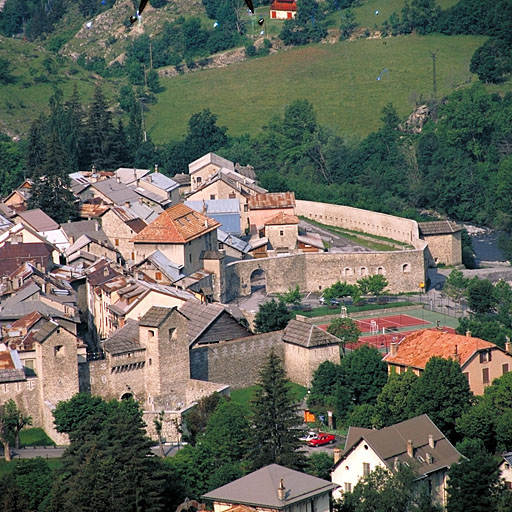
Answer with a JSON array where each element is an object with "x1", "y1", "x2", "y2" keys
[
  {"x1": 149, "y1": 42, "x2": 153, "y2": 70},
  {"x1": 430, "y1": 49, "x2": 439, "y2": 121}
]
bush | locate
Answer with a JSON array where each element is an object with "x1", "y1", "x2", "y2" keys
[{"x1": 245, "y1": 44, "x2": 257, "y2": 57}]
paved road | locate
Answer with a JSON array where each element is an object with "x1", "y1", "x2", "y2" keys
[{"x1": 299, "y1": 220, "x2": 371, "y2": 253}]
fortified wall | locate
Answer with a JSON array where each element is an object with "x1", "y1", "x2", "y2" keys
[
  {"x1": 295, "y1": 200, "x2": 422, "y2": 247},
  {"x1": 226, "y1": 201, "x2": 427, "y2": 297}
]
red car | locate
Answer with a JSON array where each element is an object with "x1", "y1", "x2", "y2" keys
[{"x1": 307, "y1": 433, "x2": 336, "y2": 447}]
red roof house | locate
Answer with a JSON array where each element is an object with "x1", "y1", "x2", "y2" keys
[{"x1": 270, "y1": 0, "x2": 297, "y2": 19}]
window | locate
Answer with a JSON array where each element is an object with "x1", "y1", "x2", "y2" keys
[
  {"x1": 169, "y1": 328, "x2": 176, "y2": 340},
  {"x1": 115, "y1": 239, "x2": 119, "y2": 246},
  {"x1": 210, "y1": 194, "x2": 216, "y2": 200},
  {"x1": 189, "y1": 254, "x2": 192, "y2": 263},
  {"x1": 480, "y1": 351, "x2": 492, "y2": 363},
  {"x1": 344, "y1": 483, "x2": 352, "y2": 493},
  {"x1": 402, "y1": 263, "x2": 410, "y2": 273},
  {"x1": 360, "y1": 267, "x2": 368, "y2": 276},
  {"x1": 377, "y1": 266, "x2": 385, "y2": 275},
  {"x1": 229, "y1": 193, "x2": 236, "y2": 199},
  {"x1": 148, "y1": 330, "x2": 155, "y2": 338},
  {"x1": 280, "y1": 230, "x2": 284, "y2": 236},
  {"x1": 244, "y1": 204, "x2": 248, "y2": 212},
  {"x1": 363, "y1": 463, "x2": 370, "y2": 476},
  {"x1": 503, "y1": 363, "x2": 509, "y2": 375},
  {"x1": 155, "y1": 272, "x2": 162, "y2": 280},
  {"x1": 218, "y1": 243, "x2": 224, "y2": 250},
  {"x1": 24, "y1": 359, "x2": 35, "y2": 370},
  {"x1": 483, "y1": 368, "x2": 490, "y2": 384},
  {"x1": 131, "y1": 252, "x2": 135, "y2": 260},
  {"x1": 54, "y1": 345, "x2": 63, "y2": 356},
  {"x1": 196, "y1": 177, "x2": 202, "y2": 184}
]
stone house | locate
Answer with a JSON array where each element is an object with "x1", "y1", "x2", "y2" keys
[
  {"x1": 172, "y1": 173, "x2": 191, "y2": 198},
  {"x1": 131, "y1": 203, "x2": 220, "y2": 274},
  {"x1": 188, "y1": 152, "x2": 236, "y2": 192},
  {"x1": 131, "y1": 250, "x2": 186, "y2": 285},
  {"x1": 383, "y1": 329, "x2": 512, "y2": 395},
  {"x1": 3, "y1": 179, "x2": 32, "y2": 211},
  {"x1": 418, "y1": 221, "x2": 462, "y2": 267},
  {"x1": 282, "y1": 319, "x2": 341, "y2": 387},
  {"x1": 99, "y1": 206, "x2": 147, "y2": 263},
  {"x1": 64, "y1": 234, "x2": 119, "y2": 264},
  {"x1": 132, "y1": 171, "x2": 180, "y2": 210},
  {"x1": 217, "y1": 229, "x2": 251, "y2": 263},
  {"x1": 186, "y1": 168, "x2": 267, "y2": 232},
  {"x1": 270, "y1": 0, "x2": 297, "y2": 19},
  {"x1": 202, "y1": 464, "x2": 337, "y2": 512},
  {"x1": 248, "y1": 192, "x2": 296, "y2": 234},
  {"x1": 264, "y1": 212, "x2": 299, "y2": 253},
  {"x1": 331, "y1": 415, "x2": 462, "y2": 508},
  {"x1": 0, "y1": 318, "x2": 83, "y2": 444},
  {"x1": 60, "y1": 219, "x2": 111, "y2": 247}
]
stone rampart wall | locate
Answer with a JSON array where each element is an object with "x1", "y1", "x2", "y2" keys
[{"x1": 295, "y1": 200, "x2": 421, "y2": 247}]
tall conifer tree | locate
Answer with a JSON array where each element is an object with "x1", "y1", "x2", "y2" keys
[
  {"x1": 87, "y1": 86, "x2": 115, "y2": 169},
  {"x1": 246, "y1": 350, "x2": 305, "y2": 471}
]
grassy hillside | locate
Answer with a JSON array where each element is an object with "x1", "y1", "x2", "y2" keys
[
  {"x1": 146, "y1": 33, "x2": 489, "y2": 143},
  {"x1": 0, "y1": 36, "x2": 122, "y2": 137}
]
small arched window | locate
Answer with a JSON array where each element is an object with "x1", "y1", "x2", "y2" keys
[
  {"x1": 377, "y1": 266, "x2": 385, "y2": 275},
  {"x1": 402, "y1": 263, "x2": 411, "y2": 273}
]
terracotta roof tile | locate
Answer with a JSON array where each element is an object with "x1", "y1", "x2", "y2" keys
[
  {"x1": 264, "y1": 212, "x2": 299, "y2": 226},
  {"x1": 383, "y1": 329, "x2": 496, "y2": 369},
  {"x1": 248, "y1": 192, "x2": 296, "y2": 210},
  {"x1": 132, "y1": 204, "x2": 220, "y2": 244},
  {"x1": 271, "y1": 0, "x2": 297, "y2": 10}
]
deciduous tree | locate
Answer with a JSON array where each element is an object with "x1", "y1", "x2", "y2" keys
[
  {"x1": 327, "y1": 317, "x2": 360, "y2": 355},
  {"x1": 254, "y1": 298, "x2": 292, "y2": 333}
]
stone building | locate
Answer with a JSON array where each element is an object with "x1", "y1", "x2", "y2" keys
[
  {"x1": 132, "y1": 204, "x2": 220, "y2": 274},
  {"x1": 264, "y1": 212, "x2": 300, "y2": 253},
  {"x1": 418, "y1": 221, "x2": 462, "y2": 267},
  {"x1": 248, "y1": 192, "x2": 296, "y2": 234}
]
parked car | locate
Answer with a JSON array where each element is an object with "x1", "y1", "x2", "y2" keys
[
  {"x1": 299, "y1": 431, "x2": 318, "y2": 442},
  {"x1": 307, "y1": 433, "x2": 336, "y2": 446},
  {"x1": 320, "y1": 297, "x2": 340, "y2": 306}
]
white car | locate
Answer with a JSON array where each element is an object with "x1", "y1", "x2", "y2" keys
[{"x1": 299, "y1": 431, "x2": 319, "y2": 442}]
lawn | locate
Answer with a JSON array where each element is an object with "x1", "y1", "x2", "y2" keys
[
  {"x1": 147, "y1": 33, "x2": 488, "y2": 143},
  {"x1": 230, "y1": 382, "x2": 307, "y2": 410},
  {"x1": 19, "y1": 428, "x2": 55, "y2": 447}
]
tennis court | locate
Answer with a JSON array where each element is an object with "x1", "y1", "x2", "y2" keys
[{"x1": 355, "y1": 313, "x2": 431, "y2": 334}]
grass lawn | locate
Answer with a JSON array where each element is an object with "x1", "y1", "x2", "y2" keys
[
  {"x1": 230, "y1": 382, "x2": 307, "y2": 410},
  {"x1": 147, "y1": 33, "x2": 489, "y2": 143},
  {"x1": 19, "y1": 428, "x2": 55, "y2": 447}
]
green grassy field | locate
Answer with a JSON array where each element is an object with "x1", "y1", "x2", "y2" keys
[
  {"x1": 147, "y1": 33, "x2": 488, "y2": 143},
  {"x1": 19, "y1": 428, "x2": 55, "y2": 447},
  {"x1": 0, "y1": 36, "x2": 122, "y2": 137}
]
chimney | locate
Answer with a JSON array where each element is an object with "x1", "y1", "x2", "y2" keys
[
  {"x1": 116, "y1": 175, "x2": 121, "y2": 184},
  {"x1": 452, "y1": 344, "x2": 459, "y2": 363},
  {"x1": 390, "y1": 342, "x2": 397, "y2": 356},
  {"x1": 426, "y1": 452, "x2": 433, "y2": 464},
  {"x1": 277, "y1": 479, "x2": 285, "y2": 501},
  {"x1": 466, "y1": 330, "x2": 471, "y2": 337},
  {"x1": 67, "y1": 219, "x2": 71, "y2": 223},
  {"x1": 407, "y1": 440, "x2": 413, "y2": 458},
  {"x1": 428, "y1": 434, "x2": 435, "y2": 449},
  {"x1": 95, "y1": 221, "x2": 100, "y2": 231},
  {"x1": 154, "y1": 164, "x2": 159, "y2": 173},
  {"x1": 204, "y1": 219, "x2": 208, "y2": 228},
  {"x1": 202, "y1": 199, "x2": 207, "y2": 215},
  {"x1": 125, "y1": 201, "x2": 131, "y2": 208},
  {"x1": 333, "y1": 448, "x2": 342, "y2": 465},
  {"x1": 506, "y1": 337, "x2": 511, "y2": 354}
]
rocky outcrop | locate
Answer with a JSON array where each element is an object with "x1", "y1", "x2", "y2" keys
[{"x1": 400, "y1": 104, "x2": 430, "y2": 134}]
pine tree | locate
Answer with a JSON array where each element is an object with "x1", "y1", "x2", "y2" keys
[
  {"x1": 245, "y1": 350, "x2": 305, "y2": 471},
  {"x1": 28, "y1": 128, "x2": 78, "y2": 223},
  {"x1": 87, "y1": 86, "x2": 116, "y2": 169},
  {"x1": 26, "y1": 114, "x2": 47, "y2": 177},
  {"x1": 64, "y1": 85, "x2": 87, "y2": 171}
]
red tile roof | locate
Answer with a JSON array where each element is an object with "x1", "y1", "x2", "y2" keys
[
  {"x1": 383, "y1": 329, "x2": 496, "y2": 369},
  {"x1": 264, "y1": 212, "x2": 299, "y2": 226},
  {"x1": 132, "y1": 204, "x2": 220, "y2": 244},
  {"x1": 271, "y1": 0, "x2": 297, "y2": 10},
  {"x1": 248, "y1": 192, "x2": 296, "y2": 210}
]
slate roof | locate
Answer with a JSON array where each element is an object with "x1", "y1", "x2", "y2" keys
[
  {"x1": 248, "y1": 192, "x2": 296, "y2": 210},
  {"x1": 418, "y1": 221, "x2": 462, "y2": 236},
  {"x1": 140, "y1": 172, "x2": 179, "y2": 192},
  {"x1": 61, "y1": 220, "x2": 108, "y2": 242},
  {"x1": 234, "y1": 163, "x2": 257, "y2": 180},
  {"x1": 283, "y1": 319, "x2": 341, "y2": 348},
  {"x1": 264, "y1": 212, "x2": 299, "y2": 226},
  {"x1": 179, "y1": 300, "x2": 226, "y2": 344},
  {"x1": 189, "y1": 152, "x2": 235, "y2": 174},
  {"x1": 383, "y1": 329, "x2": 497, "y2": 369},
  {"x1": 16, "y1": 209, "x2": 59, "y2": 232},
  {"x1": 217, "y1": 230, "x2": 251, "y2": 254},
  {"x1": 30, "y1": 319, "x2": 59, "y2": 343},
  {"x1": 336, "y1": 415, "x2": 462, "y2": 478},
  {"x1": 202, "y1": 464, "x2": 338, "y2": 509},
  {"x1": 139, "y1": 306, "x2": 174, "y2": 327},
  {"x1": 114, "y1": 167, "x2": 151, "y2": 185},
  {"x1": 91, "y1": 178, "x2": 141, "y2": 206},
  {"x1": 103, "y1": 319, "x2": 143, "y2": 355},
  {"x1": 0, "y1": 243, "x2": 53, "y2": 277},
  {"x1": 0, "y1": 348, "x2": 25, "y2": 383},
  {"x1": 0, "y1": 300, "x2": 80, "y2": 323},
  {"x1": 297, "y1": 233, "x2": 324, "y2": 250},
  {"x1": 64, "y1": 234, "x2": 115, "y2": 257},
  {"x1": 132, "y1": 204, "x2": 220, "y2": 244},
  {"x1": 133, "y1": 250, "x2": 185, "y2": 283}
]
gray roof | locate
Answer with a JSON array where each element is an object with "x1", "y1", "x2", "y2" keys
[
  {"x1": 140, "y1": 172, "x2": 179, "y2": 192},
  {"x1": 189, "y1": 152, "x2": 235, "y2": 174},
  {"x1": 61, "y1": 220, "x2": 108, "y2": 242},
  {"x1": 17, "y1": 209, "x2": 60, "y2": 232},
  {"x1": 202, "y1": 464, "x2": 338, "y2": 509},
  {"x1": 171, "y1": 173, "x2": 191, "y2": 186},
  {"x1": 131, "y1": 186, "x2": 171, "y2": 207},
  {"x1": 179, "y1": 300, "x2": 226, "y2": 344},
  {"x1": 1, "y1": 282, "x2": 40, "y2": 309},
  {"x1": 127, "y1": 201, "x2": 162, "y2": 223},
  {"x1": 139, "y1": 306, "x2": 174, "y2": 327},
  {"x1": 91, "y1": 178, "x2": 141, "y2": 206},
  {"x1": 337, "y1": 414, "x2": 462, "y2": 478},
  {"x1": 0, "y1": 300, "x2": 80, "y2": 323},
  {"x1": 283, "y1": 319, "x2": 341, "y2": 348},
  {"x1": 30, "y1": 319, "x2": 59, "y2": 343},
  {"x1": 503, "y1": 452, "x2": 512, "y2": 466},
  {"x1": 70, "y1": 177, "x2": 90, "y2": 195},
  {"x1": 0, "y1": 213, "x2": 13, "y2": 232},
  {"x1": 64, "y1": 234, "x2": 115, "y2": 257},
  {"x1": 114, "y1": 167, "x2": 151, "y2": 185},
  {"x1": 418, "y1": 221, "x2": 462, "y2": 236},
  {"x1": 185, "y1": 199, "x2": 240, "y2": 215},
  {"x1": 144, "y1": 251, "x2": 185, "y2": 283},
  {"x1": 0, "y1": 368, "x2": 26, "y2": 383},
  {"x1": 103, "y1": 319, "x2": 143, "y2": 355},
  {"x1": 217, "y1": 229, "x2": 251, "y2": 254}
]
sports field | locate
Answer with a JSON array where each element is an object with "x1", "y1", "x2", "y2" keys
[{"x1": 318, "y1": 307, "x2": 459, "y2": 353}]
